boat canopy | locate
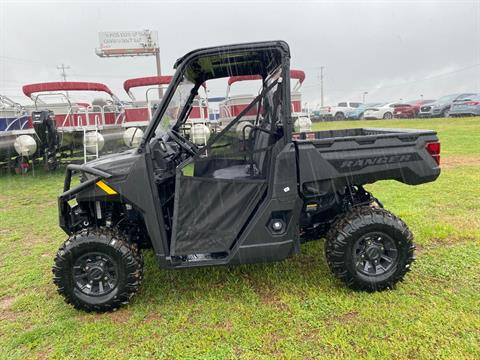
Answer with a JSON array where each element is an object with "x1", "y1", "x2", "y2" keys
[
  {"x1": 227, "y1": 69, "x2": 305, "y2": 86},
  {"x1": 23, "y1": 82, "x2": 114, "y2": 98},
  {"x1": 123, "y1": 76, "x2": 173, "y2": 94}
]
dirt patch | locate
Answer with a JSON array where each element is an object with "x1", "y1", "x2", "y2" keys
[
  {"x1": 35, "y1": 348, "x2": 53, "y2": 360},
  {"x1": 144, "y1": 312, "x2": 163, "y2": 323},
  {"x1": 327, "y1": 311, "x2": 358, "y2": 326},
  {"x1": 77, "y1": 308, "x2": 132, "y2": 324},
  {"x1": 262, "y1": 331, "x2": 286, "y2": 357},
  {"x1": 0, "y1": 296, "x2": 15, "y2": 310},
  {"x1": 213, "y1": 320, "x2": 232, "y2": 332},
  {"x1": 107, "y1": 308, "x2": 132, "y2": 323},
  {"x1": 256, "y1": 288, "x2": 290, "y2": 312},
  {"x1": 0, "y1": 297, "x2": 17, "y2": 322},
  {"x1": 441, "y1": 155, "x2": 480, "y2": 168},
  {"x1": 416, "y1": 237, "x2": 477, "y2": 254}
]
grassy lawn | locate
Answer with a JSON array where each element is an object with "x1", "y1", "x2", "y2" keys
[{"x1": 1, "y1": 117, "x2": 479, "y2": 359}]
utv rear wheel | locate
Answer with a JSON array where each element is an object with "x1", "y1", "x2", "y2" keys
[
  {"x1": 325, "y1": 207, "x2": 415, "y2": 291},
  {"x1": 53, "y1": 228, "x2": 143, "y2": 312}
]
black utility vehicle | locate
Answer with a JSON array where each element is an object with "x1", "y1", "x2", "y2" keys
[{"x1": 53, "y1": 41, "x2": 441, "y2": 312}]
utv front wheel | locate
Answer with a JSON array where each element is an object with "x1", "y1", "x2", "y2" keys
[
  {"x1": 325, "y1": 207, "x2": 415, "y2": 291},
  {"x1": 53, "y1": 228, "x2": 143, "y2": 312}
]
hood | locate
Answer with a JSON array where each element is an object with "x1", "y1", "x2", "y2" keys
[{"x1": 85, "y1": 149, "x2": 140, "y2": 177}]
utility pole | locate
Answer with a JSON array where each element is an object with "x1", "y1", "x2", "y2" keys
[
  {"x1": 320, "y1": 66, "x2": 325, "y2": 107},
  {"x1": 363, "y1": 91, "x2": 368, "y2": 103},
  {"x1": 57, "y1": 63, "x2": 70, "y2": 82},
  {"x1": 155, "y1": 48, "x2": 163, "y2": 98},
  {"x1": 57, "y1": 63, "x2": 70, "y2": 99}
]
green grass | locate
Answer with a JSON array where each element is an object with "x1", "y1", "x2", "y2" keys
[{"x1": 0, "y1": 117, "x2": 479, "y2": 359}]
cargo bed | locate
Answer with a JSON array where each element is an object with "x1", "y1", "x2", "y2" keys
[{"x1": 293, "y1": 128, "x2": 441, "y2": 195}]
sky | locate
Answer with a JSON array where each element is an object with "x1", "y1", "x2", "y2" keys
[{"x1": 1, "y1": 0, "x2": 479, "y2": 108}]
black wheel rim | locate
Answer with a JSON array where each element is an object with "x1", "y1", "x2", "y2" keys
[
  {"x1": 73, "y1": 252, "x2": 118, "y2": 296},
  {"x1": 353, "y1": 232, "x2": 398, "y2": 276}
]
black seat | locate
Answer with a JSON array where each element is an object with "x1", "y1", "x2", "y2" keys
[
  {"x1": 212, "y1": 79, "x2": 281, "y2": 179},
  {"x1": 211, "y1": 82, "x2": 281, "y2": 180},
  {"x1": 211, "y1": 129, "x2": 271, "y2": 179}
]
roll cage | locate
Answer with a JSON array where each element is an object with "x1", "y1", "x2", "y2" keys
[{"x1": 140, "y1": 41, "x2": 292, "y2": 148}]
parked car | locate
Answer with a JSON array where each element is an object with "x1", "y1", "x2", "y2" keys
[
  {"x1": 310, "y1": 110, "x2": 322, "y2": 121},
  {"x1": 363, "y1": 102, "x2": 397, "y2": 119},
  {"x1": 418, "y1": 93, "x2": 476, "y2": 118},
  {"x1": 394, "y1": 99, "x2": 436, "y2": 118},
  {"x1": 318, "y1": 101, "x2": 363, "y2": 121},
  {"x1": 449, "y1": 93, "x2": 480, "y2": 117},
  {"x1": 346, "y1": 103, "x2": 382, "y2": 120}
]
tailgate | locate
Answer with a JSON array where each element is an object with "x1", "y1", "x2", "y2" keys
[{"x1": 294, "y1": 128, "x2": 441, "y2": 195}]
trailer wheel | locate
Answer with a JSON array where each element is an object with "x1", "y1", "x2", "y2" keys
[
  {"x1": 325, "y1": 207, "x2": 415, "y2": 291},
  {"x1": 53, "y1": 228, "x2": 143, "y2": 312}
]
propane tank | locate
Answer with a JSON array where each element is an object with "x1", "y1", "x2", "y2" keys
[
  {"x1": 294, "y1": 117, "x2": 312, "y2": 133},
  {"x1": 190, "y1": 123, "x2": 210, "y2": 145},
  {"x1": 14, "y1": 135, "x2": 37, "y2": 157},
  {"x1": 123, "y1": 127, "x2": 144, "y2": 148},
  {"x1": 84, "y1": 131, "x2": 105, "y2": 154}
]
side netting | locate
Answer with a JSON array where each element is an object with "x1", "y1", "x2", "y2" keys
[{"x1": 171, "y1": 175, "x2": 267, "y2": 255}]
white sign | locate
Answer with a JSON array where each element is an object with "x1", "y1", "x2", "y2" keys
[{"x1": 98, "y1": 30, "x2": 158, "y2": 53}]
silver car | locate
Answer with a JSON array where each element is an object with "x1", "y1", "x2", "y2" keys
[
  {"x1": 450, "y1": 94, "x2": 480, "y2": 117},
  {"x1": 418, "y1": 93, "x2": 476, "y2": 118}
]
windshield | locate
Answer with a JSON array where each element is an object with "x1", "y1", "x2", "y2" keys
[
  {"x1": 438, "y1": 94, "x2": 458, "y2": 102},
  {"x1": 154, "y1": 77, "x2": 195, "y2": 137},
  {"x1": 454, "y1": 93, "x2": 476, "y2": 102}
]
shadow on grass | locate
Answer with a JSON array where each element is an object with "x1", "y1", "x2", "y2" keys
[{"x1": 134, "y1": 239, "x2": 344, "y2": 307}]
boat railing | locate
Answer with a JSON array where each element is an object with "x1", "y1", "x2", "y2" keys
[
  {"x1": 0, "y1": 95, "x2": 24, "y2": 113},
  {"x1": 145, "y1": 87, "x2": 163, "y2": 121},
  {"x1": 4, "y1": 115, "x2": 29, "y2": 132},
  {"x1": 110, "y1": 105, "x2": 126, "y2": 126},
  {"x1": 79, "y1": 105, "x2": 104, "y2": 128},
  {"x1": 61, "y1": 107, "x2": 74, "y2": 128}
]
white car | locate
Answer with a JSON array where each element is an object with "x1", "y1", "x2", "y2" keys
[
  {"x1": 318, "y1": 101, "x2": 363, "y2": 121},
  {"x1": 363, "y1": 102, "x2": 397, "y2": 119}
]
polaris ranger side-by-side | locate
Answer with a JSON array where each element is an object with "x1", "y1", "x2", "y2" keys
[{"x1": 53, "y1": 41, "x2": 441, "y2": 312}]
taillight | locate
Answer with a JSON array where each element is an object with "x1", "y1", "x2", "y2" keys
[
  {"x1": 426, "y1": 141, "x2": 441, "y2": 165},
  {"x1": 465, "y1": 101, "x2": 480, "y2": 105}
]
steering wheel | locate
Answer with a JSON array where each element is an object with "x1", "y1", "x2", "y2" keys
[{"x1": 167, "y1": 129, "x2": 199, "y2": 157}]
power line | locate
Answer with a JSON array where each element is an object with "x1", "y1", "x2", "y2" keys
[
  {"x1": 57, "y1": 64, "x2": 70, "y2": 82},
  {"x1": 303, "y1": 63, "x2": 480, "y2": 92},
  {"x1": 0, "y1": 55, "x2": 56, "y2": 67},
  {"x1": 370, "y1": 63, "x2": 480, "y2": 90}
]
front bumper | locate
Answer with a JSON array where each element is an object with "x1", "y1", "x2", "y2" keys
[
  {"x1": 418, "y1": 112, "x2": 433, "y2": 117},
  {"x1": 363, "y1": 112, "x2": 382, "y2": 119},
  {"x1": 394, "y1": 112, "x2": 414, "y2": 118},
  {"x1": 319, "y1": 113, "x2": 334, "y2": 120},
  {"x1": 58, "y1": 164, "x2": 112, "y2": 234}
]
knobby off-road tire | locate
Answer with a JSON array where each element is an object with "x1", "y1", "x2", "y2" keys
[
  {"x1": 53, "y1": 228, "x2": 144, "y2": 312},
  {"x1": 325, "y1": 207, "x2": 415, "y2": 291}
]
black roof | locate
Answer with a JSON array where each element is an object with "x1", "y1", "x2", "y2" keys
[{"x1": 173, "y1": 41, "x2": 290, "y2": 83}]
